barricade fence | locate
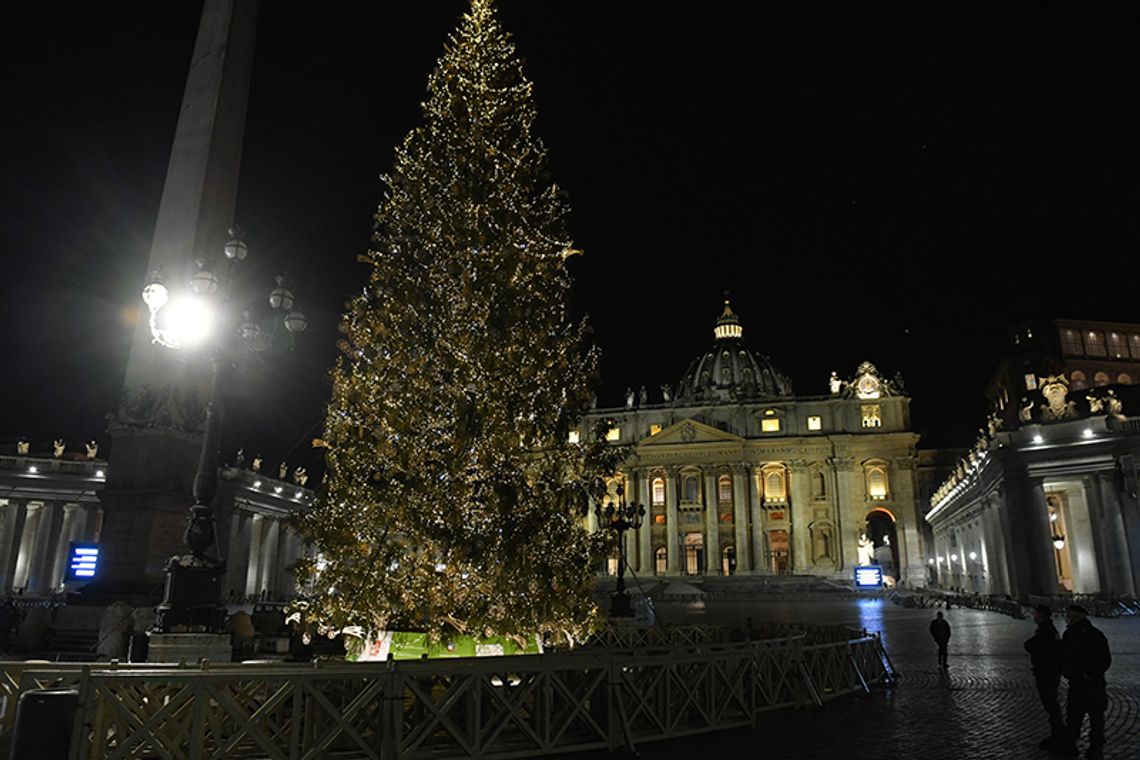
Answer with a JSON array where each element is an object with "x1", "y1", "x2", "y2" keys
[{"x1": 0, "y1": 625, "x2": 891, "y2": 760}]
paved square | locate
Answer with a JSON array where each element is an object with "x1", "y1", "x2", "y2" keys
[{"x1": 574, "y1": 598, "x2": 1140, "y2": 759}]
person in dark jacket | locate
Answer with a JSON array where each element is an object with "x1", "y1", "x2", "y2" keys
[
  {"x1": 1024, "y1": 604, "x2": 1064, "y2": 750},
  {"x1": 1059, "y1": 604, "x2": 1111, "y2": 760},
  {"x1": 929, "y1": 611, "x2": 950, "y2": 668}
]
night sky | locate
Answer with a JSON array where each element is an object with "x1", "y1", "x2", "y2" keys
[{"x1": 3, "y1": 3, "x2": 1139, "y2": 472}]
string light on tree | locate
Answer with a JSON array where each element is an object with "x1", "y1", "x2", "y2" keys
[{"x1": 293, "y1": 0, "x2": 622, "y2": 651}]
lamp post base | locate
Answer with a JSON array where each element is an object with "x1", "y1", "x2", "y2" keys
[
  {"x1": 153, "y1": 555, "x2": 227, "y2": 633},
  {"x1": 608, "y1": 590, "x2": 633, "y2": 618}
]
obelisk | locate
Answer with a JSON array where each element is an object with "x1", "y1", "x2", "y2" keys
[{"x1": 99, "y1": 0, "x2": 259, "y2": 594}]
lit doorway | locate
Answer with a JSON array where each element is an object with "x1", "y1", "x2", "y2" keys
[
  {"x1": 865, "y1": 509, "x2": 899, "y2": 583},
  {"x1": 767, "y1": 529, "x2": 789, "y2": 574},
  {"x1": 684, "y1": 532, "x2": 704, "y2": 575}
]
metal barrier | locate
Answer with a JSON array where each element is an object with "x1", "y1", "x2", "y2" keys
[{"x1": 0, "y1": 626, "x2": 890, "y2": 759}]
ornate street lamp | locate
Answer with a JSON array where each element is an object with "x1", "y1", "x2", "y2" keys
[
  {"x1": 142, "y1": 229, "x2": 307, "y2": 632},
  {"x1": 594, "y1": 483, "x2": 645, "y2": 618}
]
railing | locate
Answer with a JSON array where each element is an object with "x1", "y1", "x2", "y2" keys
[
  {"x1": 1027, "y1": 593, "x2": 1140, "y2": 618},
  {"x1": 0, "y1": 625, "x2": 890, "y2": 759}
]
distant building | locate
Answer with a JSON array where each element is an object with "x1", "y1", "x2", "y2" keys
[
  {"x1": 926, "y1": 320, "x2": 1140, "y2": 598},
  {"x1": 580, "y1": 300, "x2": 929, "y2": 587},
  {"x1": 0, "y1": 446, "x2": 310, "y2": 604}
]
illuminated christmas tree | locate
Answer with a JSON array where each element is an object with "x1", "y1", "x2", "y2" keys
[{"x1": 295, "y1": 0, "x2": 620, "y2": 649}]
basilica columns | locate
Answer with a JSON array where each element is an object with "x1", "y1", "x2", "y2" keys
[
  {"x1": 750, "y1": 468, "x2": 765, "y2": 574},
  {"x1": 703, "y1": 473, "x2": 719, "y2": 574},
  {"x1": 638, "y1": 470, "x2": 652, "y2": 575},
  {"x1": 665, "y1": 469, "x2": 680, "y2": 574},
  {"x1": 732, "y1": 466, "x2": 750, "y2": 573},
  {"x1": 0, "y1": 500, "x2": 25, "y2": 592}
]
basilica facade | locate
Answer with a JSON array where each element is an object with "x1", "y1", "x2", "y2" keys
[{"x1": 579, "y1": 301, "x2": 928, "y2": 588}]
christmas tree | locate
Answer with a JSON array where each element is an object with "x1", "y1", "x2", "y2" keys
[{"x1": 294, "y1": 0, "x2": 621, "y2": 650}]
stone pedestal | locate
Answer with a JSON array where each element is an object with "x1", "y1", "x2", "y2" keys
[{"x1": 147, "y1": 632, "x2": 232, "y2": 664}]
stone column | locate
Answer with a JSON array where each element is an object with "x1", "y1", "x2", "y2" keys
[
  {"x1": 638, "y1": 471, "x2": 653, "y2": 575},
  {"x1": 245, "y1": 513, "x2": 264, "y2": 597},
  {"x1": 1026, "y1": 479, "x2": 1060, "y2": 594},
  {"x1": 0, "y1": 500, "x2": 25, "y2": 592},
  {"x1": 750, "y1": 468, "x2": 765, "y2": 573},
  {"x1": 788, "y1": 462, "x2": 810, "y2": 574},
  {"x1": 49, "y1": 504, "x2": 86, "y2": 589},
  {"x1": 275, "y1": 527, "x2": 298, "y2": 598},
  {"x1": 226, "y1": 510, "x2": 252, "y2": 599},
  {"x1": 665, "y1": 468, "x2": 680, "y2": 574},
  {"x1": 1094, "y1": 472, "x2": 1135, "y2": 596},
  {"x1": 704, "y1": 473, "x2": 719, "y2": 575},
  {"x1": 832, "y1": 458, "x2": 856, "y2": 571},
  {"x1": 25, "y1": 501, "x2": 58, "y2": 594},
  {"x1": 732, "y1": 466, "x2": 751, "y2": 573},
  {"x1": 258, "y1": 518, "x2": 280, "y2": 599}
]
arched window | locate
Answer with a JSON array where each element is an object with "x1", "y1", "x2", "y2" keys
[
  {"x1": 654, "y1": 547, "x2": 667, "y2": 576},
  {"x1": 865, "y1": 465, "x2": 889, "y2": 501},
  {"x1": 721, "y1": 545, "x2": 736, "y2": 576},
  {"x1": 652, "y1": 477, "x2": 665, "y2": 505},
  {"x1": 765, "y1": 471, "x2": 786, "y2": 503},
  {"x1": 718, "y1": 474, "x2": 733, "y2": 503},
  {"x1": 1094, "y1": 371, "x2": 1110, "y2": 387},
  {"x1": 1071, "y1": 370, "x2": 1087, "y2": 390},
  {"x1": 684, "y1": 476, "x2": 700, "y2": 502},
  {"x1": 1118, "y1": 373, "x2": 1132, "y2": 385},
  {"x1": 814, "y1": 470, "x2": 827, "y2": 500}
]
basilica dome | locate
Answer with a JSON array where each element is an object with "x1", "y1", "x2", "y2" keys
[{"x1": 673, "y1": 300, "x2": 793, "y2": 403}]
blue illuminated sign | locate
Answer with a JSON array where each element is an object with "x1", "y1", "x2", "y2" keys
[
  {"x1": 66, "y1": 543, "x2": 99, "y2": 581},
  {"x1": 854, "y1": 565, "x2": 883, "y2": 588}
]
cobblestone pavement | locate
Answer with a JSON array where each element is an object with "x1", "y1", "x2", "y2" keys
[{"x1": 573, "y1": 598, "x2": 1140, "y2": 760}]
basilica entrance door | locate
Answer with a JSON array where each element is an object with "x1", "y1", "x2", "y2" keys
[
  {"x1": 684, "y1": 532, "x2": 704, "y2": 575},
  {"x1": 768, "y1": 529, "x2": 789, "y2": 574}
]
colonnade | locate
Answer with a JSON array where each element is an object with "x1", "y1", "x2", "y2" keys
[
  {"x1": 0, "y1": 498, "x2": 101, "y2": 595},
  {"x1": 224, "y1": 509, "x2": 306, "y2": 601}
]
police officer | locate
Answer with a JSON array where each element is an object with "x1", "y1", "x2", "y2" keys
[
  {"x1": 1059, "y1": 604, "x2": 1111, "y2": 760},
  {"x1": 1023, "y1": 604, "x2": 1063, "y2": 750}
]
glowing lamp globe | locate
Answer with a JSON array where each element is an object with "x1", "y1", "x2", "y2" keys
[
  {"x1": 269, "y1": 286, "x2": 295, "y2": 311},
  {"x1": 142, "y1": 281, "x2": 169, "y2": 311},
  {"x1": 223, "y1": 236, "x2": 248, "y2": 261},
  {"x1": 190, "y1": 269, "x2": 219, "y2": 296},
  {"x1": 163, "y1": 296, "x2": 214, "y2": 347},
  {"x1": 284, "y1": 311, "x2": 308, "y2": 333}
]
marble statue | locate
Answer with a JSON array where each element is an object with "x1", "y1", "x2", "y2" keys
[
  {"x1": 16, "y1": 440, "x2": 29, "y2": 455},
  {"x1": 85, "y1": 440, "x2": 98, "y2": 459},
  {"x1": 52, "y1": 439, "x2": 65, "y2": 458},
  {"x1": 279, "y1": 461, "x2": 288, "y2": 480},
  {"x1": 252, "y1": 454, "x2": 262, "y2": 473}
]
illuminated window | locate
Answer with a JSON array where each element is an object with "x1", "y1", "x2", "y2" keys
[
  {"x1": 567, "y1": 430, "x2": 580, "y2": 444},
  {"x1": 764, "y1": 468, "x2": 786, "y2": 503},
  {"x1": 1085, "y1": 331, "x2": 1106, "y2": 356},
  {"x1": 652, "y1": 477, "x2": 665, "y2": 505},
  {"x1": 761, "y1": 418, "x2": 781, "y2": 433},
  {"x1": 1094, "y1": 371, "x2": 1110, "y2": 387},
  {"x1": 861, "y1": 405, "x2": 882, "y2": 428},
  {"x1": 655, "y1": 547, "x2": 667, "y2": 576},
  {"x1": 807, "y1": 415, "x2": 822, "y2": 431},
  {"x1": 1071, "y1": 370, "x2": 1087, "y2": 390},
  {"x1": 1108, "y1": 332, "x2": 1128, "y2": 359},
  {"x1": 605, "y1": 427, "x2": 620, "y2": 442},
  {"x1": 1119, "y1": 373, "x2": 1132, "y2": 385},
  {"x1": 1024, "y1": 374, "x2": 1037, "y2": 391},
  {"x1": 1131, "y1": 334, "x2": 1140, "y2": 359},
  {"x1": 649, "y1": 424, "x2": 662, "y2": 436},
  {"x1": 718, "y1": 474, "x2": 733, "y2": 503},
  {"x1": 654, "y1": 513, "x2": 666, "y2": 525},
  {"x1": 866, "y1": 465, "x2": 889, "y2": 500},
  {"x1": 1061, "y1": 329, "x2": 1083, "y2": 356}
]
